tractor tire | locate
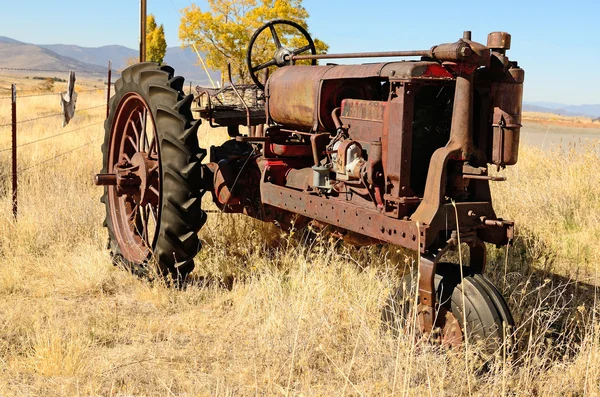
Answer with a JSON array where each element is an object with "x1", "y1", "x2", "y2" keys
[
  {"x1": 100, "y1": 62, "x2": 208, "y2": 282},
  {"x1": 383, "y1": 263, "x2": 515, "y2": 357}
]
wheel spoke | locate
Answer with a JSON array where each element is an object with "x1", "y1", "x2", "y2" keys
[
  {"x1": 252, "y1": 58, "x2": 277, "y2": 73},
  {"x1": 269, "y1": 24, "x2": 282, "y2": 49},
  {"x1": 148, "y1": 138, "x2": 157, "y2": 157},
  {"x1": 141, "y1": 206, "x2": 149, "y2": 246},
  {"x1": 138, "y1": 109, "x2": 149, "y2": 152},
  {"x1": 127, "y1": 135, "x2": 137, "y2": 151},
  {"x1": 292, "y1": 45, "x2": 313, "y2": 55},
  {"x1": 149, "y1": 185, "x2": 160, "y2": 197},
  {"x1": 128, "y1": 203, "x2": 139, "y2": 222},
  {"x1": 129, "y1": 120, "x2": 140, "y2": 150}
]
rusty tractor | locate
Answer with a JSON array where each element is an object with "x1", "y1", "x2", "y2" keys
[{"x1": 96, "y1": 20, "x2": 523, "y2": 351}]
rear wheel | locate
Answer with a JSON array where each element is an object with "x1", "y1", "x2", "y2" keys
[
  {"x1": 383, "y1": 263, "x2": 514, "y2": 357},
  {"x1": 100, "y1": 63, "x2": 209, "y2": 281}
]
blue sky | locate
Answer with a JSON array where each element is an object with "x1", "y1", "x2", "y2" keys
[{"x1": 1, "y1": 0, "x2": 598, "y2": 105}]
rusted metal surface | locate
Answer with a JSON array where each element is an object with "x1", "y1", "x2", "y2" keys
[
  {"x1": 491, "y1": 66, "x2": 524, "y2": 166},
  {"x1": 260, "y1": 179, "x2": 424, "y2": 251},
  {"x1": 96, "y1": 25, "x2": 526, "y2": 349},
  {"x1": 105, "y1": 93, "x2": 159, "y2": 264},
  {"x1": 487, "y1": 31, "x2": 511, "y2": 52},
  {"x1": 290, "y1": 50, "x2": 431, "y2": 61},
  {"x1": 288, "y1": 39, "x2": 481, "y2": 64},
  {"x1": 418, "y1": 254, "x2": 438, "y2": 331},
  {"x1": 188, "y1": 28, "x2": 523, "y2": 343}
]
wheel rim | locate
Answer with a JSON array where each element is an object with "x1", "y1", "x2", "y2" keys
[{"x1": 107, "y1": 93, "x2": 160, "y2": 264}]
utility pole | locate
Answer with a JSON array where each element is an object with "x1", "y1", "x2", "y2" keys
[{"x1": 139, "y1": 0, "x2": 147, "y2": 62}]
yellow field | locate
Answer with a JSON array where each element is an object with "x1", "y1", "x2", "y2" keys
[
  {"x1": 523, "y1": 111, "x2": 600, "y2": 129},
  {"x1": 0, "y1": 83, "x2": 598, "y2": 396}
]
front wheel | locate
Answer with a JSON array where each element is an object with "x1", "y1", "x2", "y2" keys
[
  {"x1": 383, "y1": 263, "x2": 514, "y2": 357},
  {"x1": 99, "y1": 63, "x2": 209, "y2": 281}
]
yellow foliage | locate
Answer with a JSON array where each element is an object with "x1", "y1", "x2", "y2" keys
[
  {"x1": 179, "y1": 0, "x2": 329, "y2": 83},
  {"x1": 147, "y1": 14, "x2": 167, "y2": 64}
]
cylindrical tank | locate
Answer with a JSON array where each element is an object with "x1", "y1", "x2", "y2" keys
[
  {"x1": 266, "y1": 65, "x2": 332, "y2": 131},
  {"x1": 490, "y1": 65, "x2": 524, "y2": 166},
  {"x1": 266, "y1": 64, "x2": 385, "y2": 132}
]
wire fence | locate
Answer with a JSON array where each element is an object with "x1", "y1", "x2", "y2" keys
[
  {"x1": 0, "y1": 104, "x2": 105, "y2": 128},
  {"x1": 0, "y1": 120, "x2": 104, "y2": 153},
  {"x1": 0, "y1": 66, "x2": 119, "y2": 76},
  {"x1": 12, "y1": 137, "x2": 102, "y2": 176},
  {"x1": 1, "y1": 66, "x2": 112, "y2": 218}
]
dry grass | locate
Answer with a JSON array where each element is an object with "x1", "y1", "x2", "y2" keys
[
  {"x1": 0, "y1": 80, "x2": 598, "y2": 395},
  {"x1": 523, "y1": 111, "x2": 600, "y2": 129}
]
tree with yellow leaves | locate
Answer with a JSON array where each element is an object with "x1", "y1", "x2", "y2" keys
[
  {"x1": 147, "y1": 14, "x2": 167, "y2": 64},
  {"x1": 179, "y1": 0, "x2": 328, "y2": 83}
]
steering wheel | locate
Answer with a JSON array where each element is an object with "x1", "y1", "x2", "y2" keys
[{"x1": 246, "y1": 20, "x2": 317, "y2": 89}]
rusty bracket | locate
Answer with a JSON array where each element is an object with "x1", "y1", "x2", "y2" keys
[{"x1": 417, "y1": 252, "x2": 443, "y2": 333}]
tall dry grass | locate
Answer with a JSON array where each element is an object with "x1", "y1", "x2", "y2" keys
[{"x1": 0, "y1": 83, "x2": 598, "y2": 395}]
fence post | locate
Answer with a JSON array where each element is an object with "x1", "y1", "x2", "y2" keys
[
  {"x1": 106, "y1": 60, "x2": 112, "y2": 119},
  {"x1": 11, "y1": 84, "x2": 17, "y2": 219}
]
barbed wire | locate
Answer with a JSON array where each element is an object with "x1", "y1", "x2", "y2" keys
[
  {"x1": 14, "y1": 137, "x2": 102, "y2": 176},
  {"x1": 0, "y1": 87, "x2": 105, "y2": 100},
  {"x1": 0, "y1": 84, "x2": 106, "y2": 99},
  {"x1": 0, "y1": 120, "x2": 104, "y2": 153},
  {"x1": 0, "y1": 104, "x2": 104, "y2": 127}
]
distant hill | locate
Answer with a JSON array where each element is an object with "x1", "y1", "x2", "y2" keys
[
  {"x1": 524, "y1": 102, "x2": 600, "y2": 118},
  {"x1": 0, "y1": 36, "x2": 221, "y2": 86},
  {"x1": 40, "y1": 43, "x2": 137, "y2": 72},
  {"x1": 0, "y1": 37, "x2": 107, "y2": 75}
]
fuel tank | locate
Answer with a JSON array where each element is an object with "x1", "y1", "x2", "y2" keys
[{"x1": 265, "y1": 63, "x2": 386, "y2": 132}]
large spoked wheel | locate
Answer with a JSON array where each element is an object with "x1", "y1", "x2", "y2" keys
[
  {"x1": 100, "y1": 63, "x2": 208, "y2": 282},
  {"x1": 383, "y1": 263, "x2": 514, "y2": 357},
  {"x1": 246, "y1": 19, "x2": 317, "y2": 89}
]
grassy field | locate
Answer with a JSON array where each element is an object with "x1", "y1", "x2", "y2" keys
[{"x1": 0, "y1": 82, "x2": 598, "y2": 396}]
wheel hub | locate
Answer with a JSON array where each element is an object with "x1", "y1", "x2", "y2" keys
[
  {"x1": 416, "y1": 304, "x2": 463, "y2": 349},
  {"x1": 95, "y1": 152, "x2": 158, "y2": 207},
  {"x1": 274, "y1": 47, "x2": 292, "y2": 67}
]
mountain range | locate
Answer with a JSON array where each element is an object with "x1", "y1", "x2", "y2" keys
[
  {"x1": 523, "y1": 102, "x2": 600, "y2": 119},
  {"x1": 0, "y1": 36, "x2": 220, "y2": 86}
]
